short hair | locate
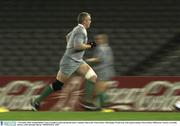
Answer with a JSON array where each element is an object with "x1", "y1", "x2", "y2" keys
[{"x1": 77, "y1": 12, "x2": 90, "y2": 24}]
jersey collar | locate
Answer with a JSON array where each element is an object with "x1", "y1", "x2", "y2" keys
[
  {"x1": 78, "y1": 24, "x2": 87, "y2": 35},
  {"x1": 78, "y1": 24, "x2": 85, "y2": 29}
]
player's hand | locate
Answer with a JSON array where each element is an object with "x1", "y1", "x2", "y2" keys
[{"x1": 88, "y1": 41, "x2": 96, "y2": 48}]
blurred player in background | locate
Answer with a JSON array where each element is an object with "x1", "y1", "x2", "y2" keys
[
  {"x1": 31, "y1": 12, "x2": 97, "y2": 111},
  {"x1": 86, "y1": 34, "x2": 116, "y2": 108}
]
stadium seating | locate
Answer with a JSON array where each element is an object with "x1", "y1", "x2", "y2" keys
[{"x1": 0, "y1": 0, "x2": 180, "y2": 75}]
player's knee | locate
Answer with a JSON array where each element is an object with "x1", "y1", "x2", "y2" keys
[
  {"x1": 51, "y1": 80, "x2": 64, "y2": 91},
  {"x1": 85, "y1": 68, "x2": 97, "y2": 82},
  {"x1": 89, "y1": 75, "x2": 97, "y2": 83}
]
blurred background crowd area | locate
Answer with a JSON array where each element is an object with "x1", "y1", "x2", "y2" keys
[{"x1": 0, "y1": 0, "x2": 180, "y2": 76}]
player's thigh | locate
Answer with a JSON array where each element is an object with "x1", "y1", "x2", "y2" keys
[
  {"x1": 77, "y1": 63, "x2": 91, "y2": 75},
  {"x1": 77, "y1": 63, "x2": 97, "y2": 82},
  {"x1": 56, "y1": 70, "x2": 70, "y2": 83}
]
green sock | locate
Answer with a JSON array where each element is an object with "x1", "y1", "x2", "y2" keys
[
  {"x1": 84, "y1": 80, "x2": 95, "y2": 102},
  {"x1": 35, "y1": 85, "x2": 54, "y2": 103},
  {"x1": 97, "y1": 92, "x2": 108, "y2": 107}
]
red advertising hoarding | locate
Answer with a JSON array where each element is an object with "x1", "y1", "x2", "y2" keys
[
  {"x1": 0, "y1": 76, "x2": 85, "y2": 111},
  {"x1": 0, "y1": 76, "x2": 180, "y2": 111}
]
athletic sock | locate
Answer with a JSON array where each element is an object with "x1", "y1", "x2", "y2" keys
[
  {"x1": 34, "y1": 79, "x2": 64, "y2": 103},
  {"x1": 84, "y1": 80, "x2": 95, "y2": 102},
  {"x1": 35, "y1": 85, "x2": 53, "y2": 103},
  {"x1": 96, "y1": 92, "x2": 108, "y2": 108}
]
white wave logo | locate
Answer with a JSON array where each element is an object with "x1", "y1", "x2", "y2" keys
[{"x1": 105, "y1": 81, "x2": 180, "y2": 111}]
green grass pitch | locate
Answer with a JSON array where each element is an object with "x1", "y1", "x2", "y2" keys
[{"x1": 0, "y1": 111, "x2": 180, "y2": 120}]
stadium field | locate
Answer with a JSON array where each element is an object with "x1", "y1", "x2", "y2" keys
[{"x1": 0, "y1": 111, "x2": 180, "y2": 120}]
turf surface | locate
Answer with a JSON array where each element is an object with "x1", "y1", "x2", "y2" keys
[{"x1": 0, "y1": 112, "x2": 180, "y2": 120}]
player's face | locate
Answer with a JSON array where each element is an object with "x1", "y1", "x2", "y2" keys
[
  {"x1": 95, "y1": 34, "x2": 108, "y2": 44},
  {"x1": 84, "y1": 15, "x2": 91, "y2": 29}
]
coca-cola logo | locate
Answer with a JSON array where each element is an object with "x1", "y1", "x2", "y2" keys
[
  {"x1": 1, "y1": 77, "x2": 180, "y2": 111},
  {"x1": 106, "y1": 81, "x2": 180, "y2": 111},
  {"x1": 0, "y1": 80, "x2": 46, "y2": 110},
  {"x1": 0, "y1": 76, "x2": 84, "y2": 111}
]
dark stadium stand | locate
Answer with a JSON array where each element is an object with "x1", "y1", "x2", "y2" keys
[
  {"x1": 0, "y1": 0, "x2": 180, "y2": 75},
  {"x1": 128, "y1": 34, "x2": 180, "y2": 75}
]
